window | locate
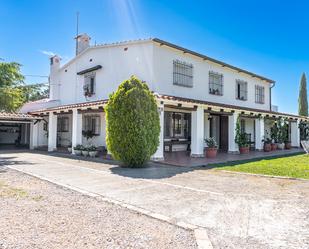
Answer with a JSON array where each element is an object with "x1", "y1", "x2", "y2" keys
[
  {"x1": 164, "y1": 112, "x2": 191, "y2": 139},
  {"x1": 57, "y1": 117, "x2": 69, "y2": 132},
  {"x1": 83, "y1": 73, "x2": 96, "y2": 97},
  {"x1": 209, "y1": 72, "x2": 223, "y2": 95},
  {"x1": 255, "y1": 85, "x2": 265, "y2": 104},
  {"x1": 236, "y1": 80, "x2": 248, "y2": 101},
  {"x1": 83, "y1": 115, "x2": 100, "y2": 135},
  {"x1": 173, "y1": 60, "x2": 193, "y2": 87}
]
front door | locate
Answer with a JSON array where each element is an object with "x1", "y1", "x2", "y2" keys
[{"x1": 220, "y1": 116, "x2": 229, "y2": 151}]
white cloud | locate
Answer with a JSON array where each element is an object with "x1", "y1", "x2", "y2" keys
[{"x1": 39, "y1": 50, "x2": 56, "y2": 57}]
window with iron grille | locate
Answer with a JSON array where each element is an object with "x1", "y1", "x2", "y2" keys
[
  {"x1": 255, "y1": 85, "x2": 265, "y2": 104},
  {"x1": 235, "y1": 80, "x2": 248, "y2": 101},
  {"x1": 173, "y1": 60, "x2": 193, "y2": 87},
  {"x1": 57, "y1": 117, "x2": 69, "y2": 132},
  {"x1": 83, "y1": 115, "x2": 100, "y2": 135},
  {"x1": 209, "y1": 72, "x2": 223, "y2": 96},
  {"x1": 83, "y1": 73, "x2": 96, "y2": 97}
]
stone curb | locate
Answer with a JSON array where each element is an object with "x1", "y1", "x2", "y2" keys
[
  {"x1": 219, "y1": 170, "x2": 309, "y2": 181},
  {"x1": 7, "y1": 166, "x2": 213, "y2": 249}
]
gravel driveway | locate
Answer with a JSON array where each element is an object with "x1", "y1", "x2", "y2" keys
[
  {"x1": 1, "y1": 151, "x2": 309, "y2": 249},
  {"x1": 0, "y1": 169, "x2": 197, "y2": 249}
]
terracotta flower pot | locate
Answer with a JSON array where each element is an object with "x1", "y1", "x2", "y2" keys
[
  {"x1": 205, "y1": 147, "x2": 217, "y2": 158},
  {"x1": 264, "y1": 143, "x2": 271, "y2": 152},
  {"x1": 285, "y1": 142, "x2": 292, "y2": 149},
  {"x1": 271, "y1": 143, "x2": 277, "y2": 151},
  {"x1": 239, "y1": 146, "x2": 250, "y2": 154}
]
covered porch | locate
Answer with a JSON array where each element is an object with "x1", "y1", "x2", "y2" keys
[{"x1": 152, "y1": 94, "x2": 307, "y2": 163}]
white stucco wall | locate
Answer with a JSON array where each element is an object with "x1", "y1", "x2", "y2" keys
[
  {"x1": 152, "y1": 43, "x2": 271, "y2": 111},
  {"x1": 57, "y1": 42, "x2": 154, "y2": 105}
]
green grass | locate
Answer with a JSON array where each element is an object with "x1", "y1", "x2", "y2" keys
[{"x1": 213, "y1": 154, "x2": 309, "y2": 179}]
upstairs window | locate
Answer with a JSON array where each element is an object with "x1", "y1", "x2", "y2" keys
[
  {"x1": 83, "y1": 73, "x2": 96, "y2": 97},
  {"x1": 255, "y1": 85, "x2": 265, "y2": 104},
  {"x1": 57, "y1": 117, "x2": 69, "y2": 132},
  {"x1": 235, "y1": 80, "x2": 248, "y2": 101},
  {"x1": 173, "y1": 60, "x2": 193, "y2": 87},
  {"x1": 209, "y1": 72, "x2": 223, "y2": 96},
  {"x1": 83, "y1": 115, "x2": 100, "y2": 135}
]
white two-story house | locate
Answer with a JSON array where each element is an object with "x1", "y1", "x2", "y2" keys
[{"x1": 23, "y1": 34, "x2": 306, "y2": 160}]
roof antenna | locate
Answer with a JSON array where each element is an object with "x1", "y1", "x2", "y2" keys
[{"x1": 75, "y1": 11, "x2": 79, "y2": 56}]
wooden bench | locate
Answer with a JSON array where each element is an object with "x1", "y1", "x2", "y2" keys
[{"x1": 164, "y1": 139, "x2": 191, "y2": 152}]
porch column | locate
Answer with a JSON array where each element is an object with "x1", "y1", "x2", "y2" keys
[
  {"x1": 291, "y1": 120, "x2": 300, "y2": 147},
  {"x1": 191, "y1": 106, "x2": 204, "y2": 157},
  {"x1": 151, "y1": 103, "x2": 164, "y2": 161},
  {"x1": 29, "y1": 121, "x2": 39, "y2": 150},
  {"x1": 228, "y1": 112, "x2": 239, "y2": 153},
  {"x1": 48, "y1": 112, "x2": 57, "y2": 152},
  {"x1": 72, "y1": 109, "x2": 83, "y2": 153},
  {"x1": 255, "y1": 117, "x2": 265, "y2": 151}
]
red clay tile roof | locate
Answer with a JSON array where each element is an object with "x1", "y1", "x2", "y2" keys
[
  {"x1": 154, "y1": 93, "x2": 308, "y2": 120},
  {"x1": 0, "y1": 112, "x2": 38, "y2": 120},
  {"x1": 30, "y1": 99, "x2": 108, "y2": 114}
]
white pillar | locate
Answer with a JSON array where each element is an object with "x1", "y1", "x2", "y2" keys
[
  {"x1": 48, "y1": 112, "x2": 57, "y2": 152},
  {"x1": 72, "y1": 109, "x2": 83, "y2": 153},
  {"x1": 191, "y1": 106, "x2": 204, "y2": 157},
  {"x1": 255, "y1": 117, "x2": 265, "y2": 151},
  {"x1": 152, "y1": 103, "x2": 164, "y2": 161},
  {"x1": 29, "y1": 121, "x2": 39, "y2": 150},
  {"x1": 228, "y1": 112, "x2": 239, "y2": 153},
  {"x1": 291, "y1": 120, "x2": 300, "y2": 147}
]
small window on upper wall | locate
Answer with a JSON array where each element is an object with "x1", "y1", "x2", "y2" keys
[
  {"x1": 173, "y1": 60, "x2": 193, "y2": 87},
  {"x1": 209, "y1": 72, "x2": 223, "y2": 96},
  {"x1": 83, "y1": 73, "x2": 96, "y2": 97},
  {"x1": 236, "y1": 80, "x2": 248, "y2": 101},
  {"x1": 255, "y1": 85, "x2": 265, "y2": 104}
]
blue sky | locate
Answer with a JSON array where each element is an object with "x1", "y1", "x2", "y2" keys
[{"x1": 0, "y1": 0, "x2": 308, "y2": 114}]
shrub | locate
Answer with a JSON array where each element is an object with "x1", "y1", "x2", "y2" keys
[
  {"x1": 105, "y1": 76, "x2": 160, "y2": 167},
  {"x1": 235, "y1": 116, "x2": 249, "y2": 148},
  {"x1": 205, "y1": 137, "x2": 217, "y2": 148}
]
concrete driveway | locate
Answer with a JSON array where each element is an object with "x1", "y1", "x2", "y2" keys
[{"x1": 1, "y1": 150, "x2": 308, "y2": 249}]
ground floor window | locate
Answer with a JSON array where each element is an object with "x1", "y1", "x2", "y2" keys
[
  {"x1": 57, "y1": 117, "x2": 69, "y2": 132},
  {"x1": 164, "y1": 112, "x2": 191, "y2": 139},
  {"x1": 83, "y1": 115, "x2": 100, "y2": 135}
]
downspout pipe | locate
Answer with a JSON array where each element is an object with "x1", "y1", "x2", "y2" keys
[{"x1": 270, "y1": 82, "x2": 276, "y2": 111}]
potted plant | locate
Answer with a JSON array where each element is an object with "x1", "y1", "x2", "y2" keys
[
  {"x1": 235, "y1": 116, "x2": 250, "y2": 154},
  {"x1": 262, "y1": 137, "x2": 272, "y2": 152},
  {"x1": 82, "y1": 145, "x2": 89, "y2": 157},
  {"x1": 88, "y1": 145, "x2": 98, "y2": 157},
  {"x1": 68, "y1": 143, "x2": 72, "y2": 153},
  {"x1": 73, "y1": 144, "x2": 83, "y2": 155},
  {"x1": 270, "y1": 122, "x2": 279, "y2": 150},
  {"x1": 205, "y1": 137, "x2": 218, "y2": 158}
]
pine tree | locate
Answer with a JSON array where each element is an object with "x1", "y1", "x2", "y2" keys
[{"x1": 298, "y1": 73, "x2": 308, "y2": 116}]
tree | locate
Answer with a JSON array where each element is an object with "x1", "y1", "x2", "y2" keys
[
  {"x1": 0, "y1": 62, "x2": 25, "y2": 111},
  {"x1": 105, "y1": 76, "x2": 160, "y2": 167},
  {"x1": 0, "y1": 62, "x2": 48, "y2": 112},
  {"x1": 298, "y1": 73, "x2": 308, "y2": 116}
]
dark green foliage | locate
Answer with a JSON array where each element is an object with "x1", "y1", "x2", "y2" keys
[
  {"x1": 105, "y1": 76, "x2": 160, "y2": 167},
  {"x1": 235, "y1": 116, "x2": 249, "y2": 147},
  {"x1": 0, "y1": 61, "x2": 48, "y2": 112},
  {"x1": 298, "y1": 73, "x2": 308, "y2": 116},
  {"x1": 299, "y1": 121, "x2": 309, "y2": 141}
]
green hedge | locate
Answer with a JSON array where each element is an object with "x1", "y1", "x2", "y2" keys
[{"x1": 105, "y1": 76, "x2": 160, "y2": 167}]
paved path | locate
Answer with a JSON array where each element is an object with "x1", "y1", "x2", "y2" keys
[{"x1": 1, "y1": 151, "x2": 309, "y2": 249}]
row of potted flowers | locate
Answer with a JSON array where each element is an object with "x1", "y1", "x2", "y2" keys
[{"x1": 71, "y1": 144, "x2": 98, "y2": 157}]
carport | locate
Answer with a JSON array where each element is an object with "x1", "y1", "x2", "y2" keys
[{"x1": 0, "y1": 112, "x2": 40, "y2": 149}]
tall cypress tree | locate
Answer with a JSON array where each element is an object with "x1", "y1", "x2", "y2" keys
[{"x1": 298, "y1": 73, "x2": 308, "y2": 116}]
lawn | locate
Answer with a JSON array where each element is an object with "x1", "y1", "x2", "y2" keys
[{"x1": 215, "y1": 154, "x2": 309, "y2": 179}]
